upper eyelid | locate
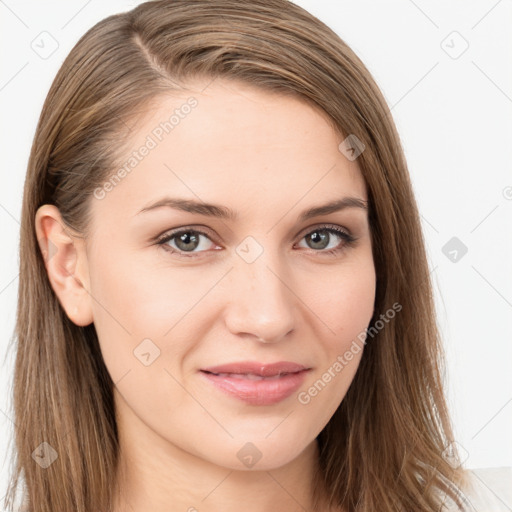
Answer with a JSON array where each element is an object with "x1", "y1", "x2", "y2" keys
[{"x1": 298, "y1": 223, "x2": 351, "y2": 237}]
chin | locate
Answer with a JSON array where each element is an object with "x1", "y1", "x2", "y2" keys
[{"x1": 205, "y1": 434, "x2": 316, "y2": 472}]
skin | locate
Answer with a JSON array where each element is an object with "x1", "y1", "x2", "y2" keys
[{"x1": 35, "y1": 79, "x2": 376, "y2": 512}]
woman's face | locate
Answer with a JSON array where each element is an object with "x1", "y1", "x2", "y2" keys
[{"x1": 78, "y1": 79, "x2": 376, "y2": 470}]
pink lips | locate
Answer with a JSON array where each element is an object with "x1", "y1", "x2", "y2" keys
[{"x1": 200, "y1": 361, "x2": 310, "y2": 405}]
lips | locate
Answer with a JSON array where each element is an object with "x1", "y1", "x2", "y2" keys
[{"x1": 200, "y1": 361, "x2": 310, "y2": 405}]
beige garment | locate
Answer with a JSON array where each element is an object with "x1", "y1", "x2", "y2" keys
[{"x1": 451, "y1": 467, "x2": 512, "y2": 512}]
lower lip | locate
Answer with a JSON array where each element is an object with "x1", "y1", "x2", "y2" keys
[{"x1": 200, "y1": 370, "x2": 309, "y2": 405}]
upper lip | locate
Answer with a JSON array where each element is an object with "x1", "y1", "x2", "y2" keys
[{"x1": 201, "y1": 361, "x2": 309, "y2": 377}]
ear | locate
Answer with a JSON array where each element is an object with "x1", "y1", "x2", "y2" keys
[{"x1": 35, "y1": 204, "x2": 93, "y2": 327}]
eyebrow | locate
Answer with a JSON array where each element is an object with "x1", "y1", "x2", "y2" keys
[{"x1": 136, "y1": 196, "x2": 368, "y2": 222}]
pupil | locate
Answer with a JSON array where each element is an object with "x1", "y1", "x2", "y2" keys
[
  {"x1": 309, "y1": 230, "x2": 328, "y2": 249},
  {"x1": 177, "y1": 232, "x2": 199, "y2": 251}
]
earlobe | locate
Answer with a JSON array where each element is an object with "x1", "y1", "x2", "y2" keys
[{"x1": 35, "y1": 204, "x2": 94, "y2": 327}]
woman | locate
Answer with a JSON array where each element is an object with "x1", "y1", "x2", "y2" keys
[{"x1": 4, "y1": 0, "x2": 484, "y2": 510}]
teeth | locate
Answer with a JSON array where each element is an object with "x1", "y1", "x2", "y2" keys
[
  {"x1": 241, "y1": 373, "x2": 265, "y2": 380},
  {"x1": 214, "y1": 372, "x2": 290, "y2": 380}
]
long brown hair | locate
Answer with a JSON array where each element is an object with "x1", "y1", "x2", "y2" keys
[{"x1": 5, "y1": 1, "x2": 467, "y2": 510}]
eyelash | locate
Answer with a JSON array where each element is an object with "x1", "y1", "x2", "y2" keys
[{"x1": 155, "y1": 224, "x2": 358, "y2": 259}]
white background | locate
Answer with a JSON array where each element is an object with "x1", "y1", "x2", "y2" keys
[{"x1": 1, "y1": 0, "x2": 511, "y2": 507}]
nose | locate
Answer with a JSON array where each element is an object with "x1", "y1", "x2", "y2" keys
[{"x1": 223, "y1": 246, "x2": 296, "y2": 344}]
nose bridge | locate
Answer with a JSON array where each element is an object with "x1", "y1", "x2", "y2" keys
[{"x1": 225, "y1": 236, "x2": 296, "y2": 342}]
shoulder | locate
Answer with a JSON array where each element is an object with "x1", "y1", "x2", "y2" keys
[{"x1": 449, "y1": 467, "x2": 512, "y2": 512}]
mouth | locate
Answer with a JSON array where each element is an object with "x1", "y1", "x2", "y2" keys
[
  {"x1": 203, "y1": 372, "x2": 295, "y2": 380},
  {"x1": 199, "y1": 361, "x2": 311, "y2": 405}
]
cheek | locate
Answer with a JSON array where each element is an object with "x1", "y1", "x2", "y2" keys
[
  {"x1": 86, "y1": 246, "x2": 169, "y2": 376},
  {"x1": 298, "y1": 258, "x2": 375, "y2": 405},
  {"x1": 87, "y1": 245, "x2": 220, "y2": 377},
  {"x1": 310, "y1": 256, "x2": 376, "y2": 349},
  {"x1": 89, "y1": 243, "x2": 191, "y2": 330}
]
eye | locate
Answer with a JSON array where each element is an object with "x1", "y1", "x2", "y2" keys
[
  {"x1": 155, "y1": 224, "x2": 357, "y2": 258},
  {"x1": 296, "y1": 225, "x2": 357, "y2": 256},
  {"x1": 156, "y1": 228, "x2": 218, "y2": 257}
]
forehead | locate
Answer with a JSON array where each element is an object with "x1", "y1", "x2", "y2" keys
[{"x1": 94, "y1": 79, "x2": 367, "y2": 220}]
